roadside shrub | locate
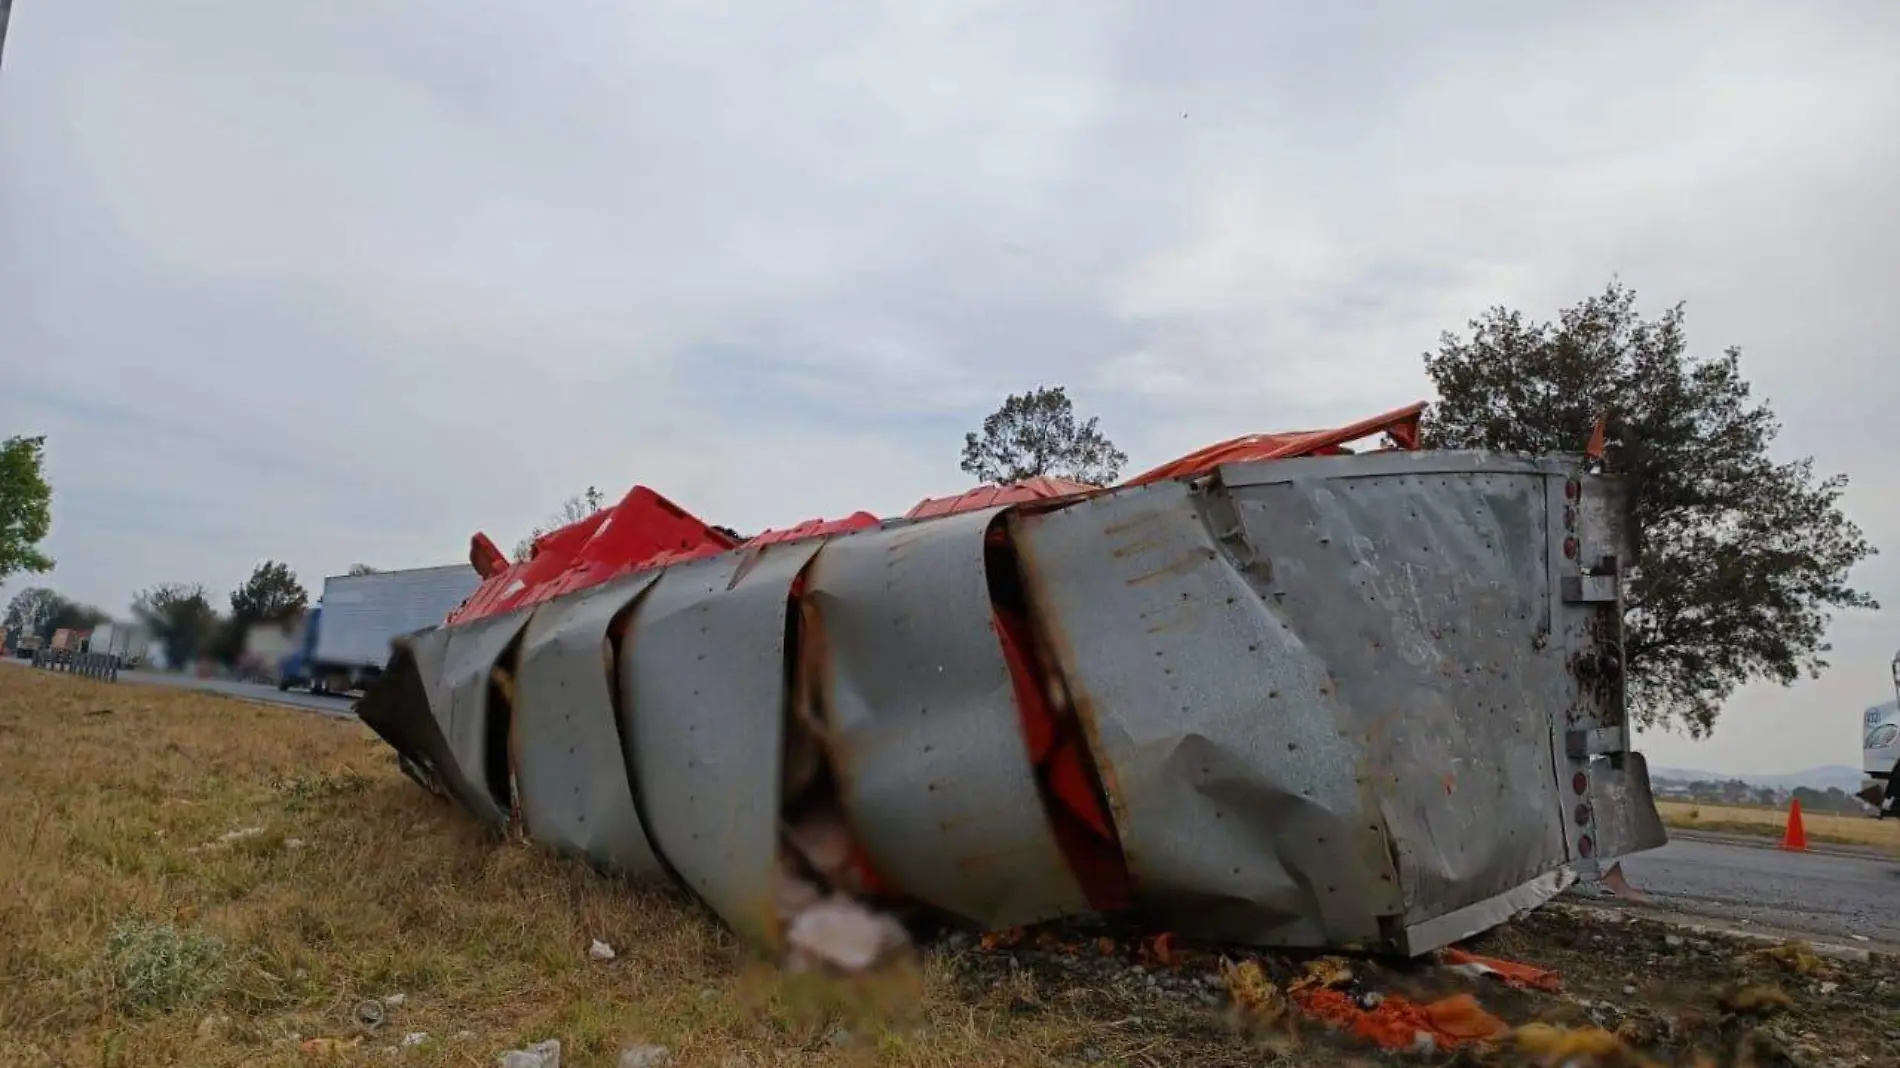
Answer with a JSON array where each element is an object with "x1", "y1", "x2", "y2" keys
[{"x1": 101, "y1": 920, "x2": 228, "y2": 1015}]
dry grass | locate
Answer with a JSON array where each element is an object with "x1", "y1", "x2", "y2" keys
[
  {"x1": 1656, "y1": 799, "x2": 1900, "y2": 851},
  {"x1": 0, "y1": 669, "x2": 1250, "y2": 1068}
]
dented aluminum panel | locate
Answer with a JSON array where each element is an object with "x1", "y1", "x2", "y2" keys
[
  {"x1": 1009, "y1": 483, "x2": 1401, "y2": 948},
  {"x1": 512, "y1": 572, "x2": 665, "y2": 878},
  {"x1": 1214, "y1": 452, "x2": 1592, "y2": 948},
  {"x1": 619, "y1": 544, "x2": 822, "y2": 950},
  {"x1": 804, "y1": 507, "x2": 1089, "y2": 928}
]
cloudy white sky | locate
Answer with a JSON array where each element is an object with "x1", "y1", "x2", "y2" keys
[{"x1": 2, "y1": 1, "x2": 1896, "y2": 774}]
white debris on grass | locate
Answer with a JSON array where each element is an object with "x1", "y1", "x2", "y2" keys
[
  {"x1": 401, "y1": 1032, "x2": 430, "y2": 1048},
  {"x1": 499, "y1": 1038, "x2": 561, "y2": 1068},
  {"x1": 784, "y1": 894, "x2": 910, "y2": 974},
  {"x1": 589, "y1": 939, "x2": 617, "y2": 961},
  {"x1": 186, "y1": 826, "x2": 266, "y2": 854},
  {"x1": 618, "y1": 1045, "x2": 671, "y2": 1068}
]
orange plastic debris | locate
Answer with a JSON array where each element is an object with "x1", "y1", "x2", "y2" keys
[
  {"x1": 1439, "y1": 948, "x2": 1562, "y2": 993},
  {"x1": 1149, "y1": 931, "x2": 1177, "y2": 967},
  {"x1": 1120, "y1": 401, "x2": 1426, "y2": 486},
  {"x1": 1294, "y1": 988, "x2": 1506, "y2": 1053}
]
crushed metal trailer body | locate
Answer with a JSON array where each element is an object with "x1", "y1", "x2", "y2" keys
[{"x1": 358, "y1": 405, "x2": 1665, "y2": 963}]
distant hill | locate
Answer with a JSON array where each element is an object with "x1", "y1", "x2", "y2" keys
[{"x1": 1649, "y1": 764, "x2": 1866, "y2": 794}]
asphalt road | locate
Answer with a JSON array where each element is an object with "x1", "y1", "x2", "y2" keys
[
  {"x1": 1620, "y1": 835, "x2": 1900, "y2": 946},
  {"x1": 113, "y1": 666, "x2": 360, "y2": 718}
]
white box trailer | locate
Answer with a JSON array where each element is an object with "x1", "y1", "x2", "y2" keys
[
  {"x1": 85, "y1": 621, "x2": 150, "y2": 666},
  {"x1": 312, "y1": 564, "x2": 483, "y2": 668},
  {"x1": 282, "y1": 564, "x2": 483, "y2": 695}
]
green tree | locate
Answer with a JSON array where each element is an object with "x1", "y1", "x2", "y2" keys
[
  {"x1": 345, "y1": 563, "x2": 378, "y2": 576},
  {"x1": 1423, "y1": 280, "x2": 1877, "y2": 736},
  {"x1": 229, "y1": 560, "x2": 308, "y2": 624},
  {"x1": 4, "y1": 586, "x2": 66, "y2": 640},
  {"x1": 960, "y1": 386, "x2": 1127, "y2": 485},
  {"x1": 209, "y1": 561, "x2": 307, "y2": 667},
  {"x1": 514, "y1": 486, "x2": 607, "y2": 561},
  {"x1": 132, "y1": 583, "x2": 219, "y2": 669},
  {"x1": 0, "y1": 435, "x2": 54, "y2": 583}
]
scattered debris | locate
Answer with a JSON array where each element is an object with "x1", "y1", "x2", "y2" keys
[
  {"x1": 286, "y1": 837, "x2": 307, "y2": 850},
  {"x1": 382, "y1": 992, "x2": 406, "y2": 1008},
  {"x1": 588, "y1": 939, "x2": 616, "y2": 961},
  {"x1": 1513, "y1": 1023, "x2": 1631, "y2": 1065},
  {"x1": 1438, "y1": 948, "x2": 1562, "y2": 993},
  {"x1": 783, "y1": 893, "x2": 910, "y2": 974},
  {"x1": 186, "y1": 825, "x2": 265, "y2": 854},
  {"x1": 497, "y1": 1039, "x2": 561, "y2": 1068},
  {"x1": 1746, "y1": 941, "x2": 1826, "y2": 977},
  {"x1": 400, "y1": 1032, "x2": 430, "y2": 1048}
]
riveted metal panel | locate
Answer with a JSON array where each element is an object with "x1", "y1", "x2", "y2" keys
[
  {"x1": 1212, "y1": 453, "x2": 1577, "y2": 935},
  {"x1": 357, "y1": 621, "x2": 510, "y2": 827},
  {"x1": 804, "y1": 507, "x2": 1089, "y2": 928},
  {"x1": 619, "y1": 543, "x2": 821, "y2": 950},
  {"x1": 1010, "y1": 481, "x2": 1400, "y2": 949},
  {"x1": 439, "y1": 609, "x2": 537, "y2": 819},
  {"x1": 513, "y1": 571, "x2": 666, "y2": 879}
]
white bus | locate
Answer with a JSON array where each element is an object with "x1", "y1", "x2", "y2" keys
[{"x1": 1860, "y1": 651, "x2": 1900, "y2": 817}]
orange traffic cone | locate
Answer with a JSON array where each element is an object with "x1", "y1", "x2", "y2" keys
[{"x1": 1779, "y1": 798, "x2": 1809, "y2": 852}]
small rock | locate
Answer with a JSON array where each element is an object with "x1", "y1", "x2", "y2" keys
[
  {"x1": 1852, "y1": 935, "x2": 1871, "y2": 943},
  {"x1": 618, "y1": 1045, "x2": 670, "y2": 1068},
  {"x1": 1623, "y1": 985, "x2": 1637, "y2": 996},
  {"x1": 383, "y1": 993, "x2": 407, "y2": 1008},
  {"x1": 1819, "y1": 981, "x2": 1840, "y2": 996},
  {"x1": 402, "y1": 1033, "x2": 430, "y2": 1048},
  {"x1": 197, "y1": 1014, "x2": 232, "y2": 1040},
  {"x1": 699, "y1": 988, "x2": 719, "y2": 1001},
  {"x1": 498, "y1": 1039, "x2": 561, "y2": 1068},
  {"x1": 589, "y1": 939, "x2": 617, "y2": 961},
  {"x1": 825, "y1": 1028, "x2": 853, "y2": 1049},
  {"x1": 286, "y1": 838, "x2": 307, "y2": 850},
  {"x1": 1081, "y1": 1047, "x2": 1103, "y2": 1063},
  {"x1": 1664, "y1": 935, "x2": 1684, "y2": 949}
]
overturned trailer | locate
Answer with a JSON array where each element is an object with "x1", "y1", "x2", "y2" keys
[{"x1": 358, "y1": 403, "x2": 1664, "y2": 961}]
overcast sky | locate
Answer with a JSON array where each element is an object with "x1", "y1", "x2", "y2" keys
[{"x1": 2, "y1": 1, "x2": 1896, "y2": 774}]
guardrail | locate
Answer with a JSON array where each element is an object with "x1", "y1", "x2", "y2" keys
[{"x1": 29, "y1": 648, "x2": 122, "y2": 682}]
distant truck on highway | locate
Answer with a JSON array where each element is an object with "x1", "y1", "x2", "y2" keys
[
  {"x1": 85, "y1": 621, "x2": 150, "y2": 667},
  {"x1": 1859, "y1": 651, "x2": 1900, "y2": 817},
  {"x1": 277, "y1": 564, "x2": 482, "y2": 697}
]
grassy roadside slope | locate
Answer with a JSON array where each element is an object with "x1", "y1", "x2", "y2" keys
[
  {"x1": 1655, "y1": 800, "x2": 1900, "y2": 852},
  {"x1": 0, "y1": 669, "x2": 1146, "y2": 1068},
  {"x1": 9, "y1": 668, "x2": 1900, "y2": 1067}
]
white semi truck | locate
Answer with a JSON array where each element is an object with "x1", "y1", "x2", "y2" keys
[{"x1": 1859, "y1": 650, "x2": 1900, "y2": 816}]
